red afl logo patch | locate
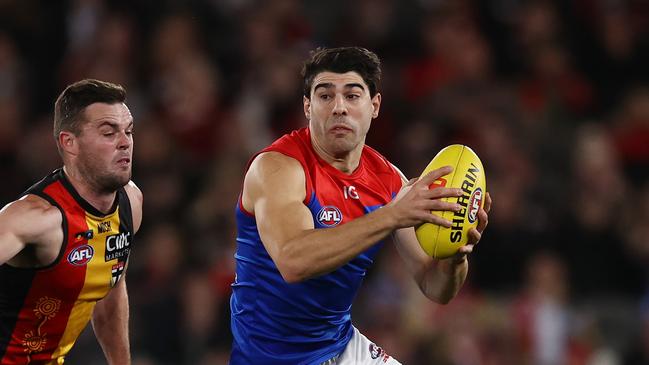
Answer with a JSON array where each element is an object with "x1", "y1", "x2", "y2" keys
[
  {"x1": 68, "y1": 244, "x2": 94, "y2": 266},
  {"x1": 317, "y1": 206, "x2": 343, "y2": 227},
  {"x1": 468, "y1": 188, "x2": 483, "y2": 223}
]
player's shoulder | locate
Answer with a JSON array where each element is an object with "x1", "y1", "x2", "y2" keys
[
  {"x1": 362, "y1": 145, "x2": 398, "y2": 172},
  {"x1": 245, "y1": 152, "x2": 306, "y2": 202},
  {"x1": 1, "y1": 194, "x2": 62, "y2": 230},
  {"x1": 5, "y1": 194, "x2": 59, "y2": 215},
  {"x1": 123, "y1": 180, "x2": 143, "y2": 205},
  {"x1": 123, "y1": 180, "x2": 143, "y2": 232},
  {"x1": 389, "y1": 163, "x2": 408, "y2": 184},
  {"x1": 250, "y1": 151, "x2": 304, "y2": 178}
]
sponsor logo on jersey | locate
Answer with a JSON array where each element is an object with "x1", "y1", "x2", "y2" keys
[
  {"x1": 343, "y1": 185, "x2": 360, "y2": 199},
  {"x1": 97, "y1": 221, "x2": 111, "y2": 233},
  {"x1": 317, "y1": 206, "x2": 343, "y2": 227},
  {"x1": 468, "y1": 187, "x2": 483, "y2": 224},
  {"x1": 67, "y1": 244, "x2": 94, "y2": 266},
  {"x1": 369, "y1": 343, "x2": 390, "y2": 362},
  {"x1": 74, "y1": 229, "x2": 94, "y2": 241},
  {"x1": 105, "y1": 232, "x2": 131, "y2": 261}
]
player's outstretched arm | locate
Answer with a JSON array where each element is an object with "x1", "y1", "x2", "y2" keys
[
  {"x1": 244, "y1": 152, "x2": 461, "y2": 283},
  {"x1": 393, "y1": 191, "x2": 491, "y2": 304},
  {"x1": 0, "y1": 195, "x2": 62, "y2": 265}
]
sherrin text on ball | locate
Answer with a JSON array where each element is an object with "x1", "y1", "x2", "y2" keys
[{"x1": 415, "y1": 145, "x2": 486, "y2": 259}]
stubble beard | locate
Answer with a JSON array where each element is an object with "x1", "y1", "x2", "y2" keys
[
  {"x1": 325, "y1": 120, "x2": 360, "y2": 156},
  {"x1": 329, "y1": 136, "x2": 360, "y2": 158},
  {"x1": 78, "y1": 156, "x2": 131, "y2": 194}
]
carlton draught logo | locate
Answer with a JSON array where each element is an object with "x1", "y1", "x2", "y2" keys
[
  {"x1": 67, "y1": 245, "x2": 94, "y2": 266},
  {"x1": 317, "y1": 206, "x2": 343, "y2": 227}
]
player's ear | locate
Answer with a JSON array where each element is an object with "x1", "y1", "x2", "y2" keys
[
  {"x1": 303, "y1": 95, "x2": 311, "y2": 120},
  {"x1": 59, "y1": 131, "x2": 78, "y2": 156},
  {"x1": 371, "y1": 92, "x2": 381, "y2": 119}
]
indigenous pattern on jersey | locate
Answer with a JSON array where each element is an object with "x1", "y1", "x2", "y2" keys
[
  {"x1": 230, "y1": 128, "x2": 403, "y2": 364},
  {"x1": 0, "y1": 169, "x2": 134, "y2": 364}
]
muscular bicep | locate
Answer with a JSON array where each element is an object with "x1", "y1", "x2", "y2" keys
[
  {"x1": 0, "y1": 204, "x2": 27, "y2": 264},
  {"x1": 243, "y1": 152, "x2": 314, "y2": 262},
  {"x1": 0, "y1": 195, "x2": 62, "y2": 265}
]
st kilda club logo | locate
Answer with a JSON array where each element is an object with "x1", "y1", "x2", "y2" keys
[{"x1": 317, "y1": 206, "x2": 343, "y2": 227}]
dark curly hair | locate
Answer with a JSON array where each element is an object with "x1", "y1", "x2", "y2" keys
[{"x1": 301, "y1": 47, "x2": 382, "y2": 98}]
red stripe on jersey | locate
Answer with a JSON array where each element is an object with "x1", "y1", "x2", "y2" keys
[{"x1": 0, "y1": 182, "x2": 88, "y2": 364}]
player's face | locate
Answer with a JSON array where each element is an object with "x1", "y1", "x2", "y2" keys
[
  {"x1": 305, "y1": 71, "x2": 381, "y2": 157},
  {"x1": 75, "y1": 102, "x2": 134, "y2": 193}
]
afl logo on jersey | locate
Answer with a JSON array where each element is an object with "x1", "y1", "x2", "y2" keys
[
  {"x1": 68, "y1": 244, "x2": 94, "y2": 266},
  {"x1": 317, "y1": 206, "x2": 343, "y2": 227}
]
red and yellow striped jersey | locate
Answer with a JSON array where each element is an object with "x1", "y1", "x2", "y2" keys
[{"x1": 0, "y1": 169, "x2": 134, "y2": 364}]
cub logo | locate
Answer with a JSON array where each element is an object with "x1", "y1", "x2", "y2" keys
[
  {"x1": 317, "y1": 206, "x2": 343, "y2": 227},
  {"x1": 68, "y1": 245, "x2": 94, "y2": 266},
  {"x1": 468, "y1": 188, "x2": 483, "y2": 224}
]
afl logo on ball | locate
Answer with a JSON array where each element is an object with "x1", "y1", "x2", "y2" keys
[
  {"x1": 468, "y1": 188, "x2": 483, "y2": 223},
  {"x1": 317, "y1": 206, "x2": 343, "y2": 227},
  {"x1": 68, "y1": 245, "x2": 94, "y2": 266}
]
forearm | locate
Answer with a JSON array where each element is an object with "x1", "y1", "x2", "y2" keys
[
  {"x1": 277, "y1": 206, "x2": 397, "y2": 282},
  {"x1": 92, "y1": 279, "x2": 131, "y2": 365},
  {"x1": 419, "y1": 256, "x2": 468, "y2": 304}
]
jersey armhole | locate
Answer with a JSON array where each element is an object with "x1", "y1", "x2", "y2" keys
[
  {"x1": 7, "y1": 193, "x2": 69, "y2": 271},
  {"x1": 388, "y1": 163, "x2": 407, "y2": 199},
  {"x1": 238, "y1": 193, "x2": 255, "y2": 217},
  {"x1": 300, "y1": 160, "x2": 314, "y2": 206}
]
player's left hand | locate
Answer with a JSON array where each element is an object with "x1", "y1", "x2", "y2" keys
[{"x1": 455, "y1": 192, "x2": 491, "y2": 258}]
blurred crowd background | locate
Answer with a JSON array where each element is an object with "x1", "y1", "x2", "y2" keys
[{"x1": 1, "y1": 0, "x2": 649, "y2": 364}]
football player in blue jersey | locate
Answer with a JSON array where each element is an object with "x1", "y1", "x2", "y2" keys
[{"x1": 230, "y1": 47, "x2": 491, "y2": 364}]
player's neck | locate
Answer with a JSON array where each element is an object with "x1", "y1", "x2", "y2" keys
[
  {"x1": 63, "y1": 165, "x2": 117, "y2": 214},
  {"x1": 311, "y1": 138, "x2": 364, "y2": 174}
]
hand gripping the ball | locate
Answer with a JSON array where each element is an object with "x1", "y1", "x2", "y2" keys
[
  {"x1": 455, "y1": 191, "x2": 491, "y2": 257},
  {"x1": 388, "y1": 165, "x2": 463, "y2": 229}
]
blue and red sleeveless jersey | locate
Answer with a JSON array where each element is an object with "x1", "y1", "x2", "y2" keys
[{"x1": 230, "y1": 128, "x2": 402, "y2": 364}]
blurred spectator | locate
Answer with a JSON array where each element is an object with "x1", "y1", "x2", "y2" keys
[
  {"x1": 130, "y1": 223, "x2": 185, "y2": 365},
  {"x1": 561, "y1": 124, "x2": 644, "y2": 297},
  {"x1": 613, "y1": 88, "x2": 649, "y2": 185},
  {"x1": 0, "y1": 32, "x2": 28, "y2": 201},
  {"x1": 513, "y1": 252, "x2": 572, "y2": 365},
  {"x1": 623, "y1": 298, "x2": 649, "y2": 365}
]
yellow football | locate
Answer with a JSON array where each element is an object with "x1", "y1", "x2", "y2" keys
[{"x1": 415, "y1": 145, "x2": 486, "y2": 259}]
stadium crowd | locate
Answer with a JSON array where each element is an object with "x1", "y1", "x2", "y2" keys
[{"x1": 1, "y1": 0, "x2": 648, "y2": 364}]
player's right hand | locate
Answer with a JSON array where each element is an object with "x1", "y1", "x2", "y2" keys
[{"x1": 387, "y1": 166, "x2": 463, "y2": 229}]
